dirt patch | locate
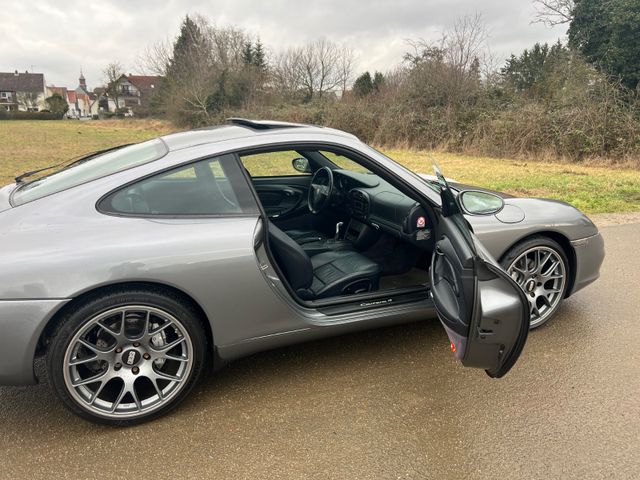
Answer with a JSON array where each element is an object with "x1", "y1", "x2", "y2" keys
[{"x1": 590, "y1": 212, "x2": 640, "y2": 228}]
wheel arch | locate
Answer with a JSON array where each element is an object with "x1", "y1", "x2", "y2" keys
[
  {"x1": 498, "y1": 230, "x2": 577, "y2": 298},
  {"x1": 36, "y1": 281, "x2": 217, "y2": 366}
]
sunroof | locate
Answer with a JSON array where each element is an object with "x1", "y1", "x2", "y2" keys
[{"x1": 226, "y1": 118, "x2": 309, "y2": 130}]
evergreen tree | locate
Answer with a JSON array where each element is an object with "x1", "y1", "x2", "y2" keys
[
  {"x1": 569, "y1": 0, "x2": 640, "y2": 89},
  {"x1": 372, "y1": 71, "x2": 385, "y2": 92},
  {"x1": 167, "y1": 16, "x2": 207, "y2": 79},
  {"x1": 501, "y1": 41, "x2": 571, "y2": 96},
  {"x1": 241, "y1": 41, "x2": 253, "y2": 66},
  {"x1": 252, "y1": 40, "x2": 267, "y2": 70},
  {"x1": 45, "y1": 93, "x2": 69, "y2": 118},
  {"x1": 353, "y1": 72, "x2": 374, "y2": 97}
]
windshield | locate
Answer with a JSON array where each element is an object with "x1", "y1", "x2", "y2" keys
[
  {"x1": 362, "y1": 145, "x2": 442, "y2": 195},
  {"x1": 11, "y1": 139, "x2": 168, "y2": 206},
  {"x1": 321, "y1": 151, "x2": 373, "y2": 174}
]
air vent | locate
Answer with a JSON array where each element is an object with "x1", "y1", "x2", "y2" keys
[{"x1": 349, "y1": 189, "x2": 370, "y2": 219}]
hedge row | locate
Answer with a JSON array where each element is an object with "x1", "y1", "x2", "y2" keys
[{"x1": 0, "y1": 110, "x2": 63, "y2": 120}]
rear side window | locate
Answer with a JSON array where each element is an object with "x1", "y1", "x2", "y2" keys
[
  {"x1": 12, "y1": 139, "x2": 168, "y2": 206},
  {"x1": 99, "y1": 154, "x2": 259, "y2": 216}
]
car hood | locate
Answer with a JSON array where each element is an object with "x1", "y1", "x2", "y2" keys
[
  {"x1": 417, "y1": 173, "x2": 597, "y2": 235},
  {"x1": 0, "y1": 184, "x2": 15, "y2": 213},
  {"x1": 449, "y1": 182, "x2": 596, "y2": 232}
]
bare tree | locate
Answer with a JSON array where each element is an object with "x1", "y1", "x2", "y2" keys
[
  {"x1": 137, "y1": 39, "x2": 172, "y2": 76},
  {"x1": 444, "y1": 13, "x2": 489, "y2": 72},
  {"x1": 403, "y1": 14, "x2": 489, "y2": 110},
  {"x1": 16, "y1": 91, "x2": 41, "y2": 111},
  {"x1": 338, "y1": 46, "x2": 355, "y2": 96},
  {"x1": 207, "y1": 23, "x2": 247, "y2": 69},
  {"x1": 533, "y1": 0, "x2": 575, "y2": 26},
  {"x1": 273, "y1": 38, "x2": 354, "y2": 101},
  {"x1": 273, "y1": 48, "x2": 304, "y2": 99},
  {"x1": 103, "y1": 61, "x2": 125, "y2": 111}
]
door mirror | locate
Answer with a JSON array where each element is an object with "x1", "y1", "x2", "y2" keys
[
  {"x1": 292, "y1": 157, "x2": 311, "y2": 174},
  {"x1": 459, "y1": 190, "x2": 505, "y2": 215}
]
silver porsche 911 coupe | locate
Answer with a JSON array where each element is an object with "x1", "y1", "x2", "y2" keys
[{"x1": 0, "y1": 119, "x2": 604, "y2": 425}]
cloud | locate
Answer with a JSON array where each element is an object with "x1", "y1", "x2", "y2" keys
[{"x1": 0, "y1": 0, "x2": 566, "y2": 88}]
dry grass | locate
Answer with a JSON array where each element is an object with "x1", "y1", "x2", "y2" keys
[
  {"x1": 1, "y1": 120, "x2": 638, "y2": 214},
  {"x1": 384, "y1": 149, "x2": 640, "y2": 214},
  {"x1": 0, "y1": 120, "x2": 173, "y2": 185}
]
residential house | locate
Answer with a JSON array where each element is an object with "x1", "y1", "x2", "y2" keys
[
  {"x1": 46, "y1": 86, "x2": 68, "y2": 100},
  {"x1": 67, "y1": 90, "x2": 79, "y2": 117},
  {"x1": 91, "y1": 86, "x2": 110, "y2": 116},
  {"x1": 46, "y1": 73, "x2": 96, "y2": 118},
  {"x1": 103, "y1": 74, "x2": 163, "y2": 115},
  {"x1": 0, "y1": 71, "x2": 47, "y2": 111}
]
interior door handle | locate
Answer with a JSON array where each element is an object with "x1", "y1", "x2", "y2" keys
[{"x1": 283, "y1": 189, "x2": 295, "y2": 197}]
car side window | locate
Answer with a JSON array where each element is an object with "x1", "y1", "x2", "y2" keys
[
  {"x1": 99, "y1": 154, "x2": 259, "y2": 216},
  {"x1": 241, "y1": 151, "x2": 311, "y2": 177}
]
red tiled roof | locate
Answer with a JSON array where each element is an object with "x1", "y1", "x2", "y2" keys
[
  {"x1": 48, "y1": 86, "x2": 68, "y2": 97},
  {"x1": 127, "y1": 75, "x2": 162, "y2": 91},
  {"x1": 67, "y1": 91, "x2": 77, "y2": 103}
]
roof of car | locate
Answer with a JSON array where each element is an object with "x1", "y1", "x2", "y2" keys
[{"x1": 160, "y1": 118, "x2": 359, "y2": 151}]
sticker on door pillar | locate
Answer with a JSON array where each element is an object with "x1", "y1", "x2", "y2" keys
[
  {"x1": 416, "y1": 216, "x2": 426, "y2": 228},
  {"x1": 416, "y1": 229, "x2": 431, "y2": 241}
]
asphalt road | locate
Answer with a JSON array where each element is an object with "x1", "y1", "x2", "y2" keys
[{"x1": 1, "y1": 221, "x2": 638, "y2": 480}]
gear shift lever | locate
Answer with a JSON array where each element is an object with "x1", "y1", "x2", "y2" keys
[{"x1": 334, "y1": 222, "x2": 344, "y2": 241}]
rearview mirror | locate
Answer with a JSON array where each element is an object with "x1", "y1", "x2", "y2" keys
[
  {"x1": 292, "y1": 157, "x2": 311, "y2": 174},
  {"x1": 459, "y1": 190, "x2": 505, "y2": 216}
]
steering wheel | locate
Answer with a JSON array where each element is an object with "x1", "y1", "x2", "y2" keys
[{"x1": 308, "y1": 167, "x2": 334, "y2": 214}]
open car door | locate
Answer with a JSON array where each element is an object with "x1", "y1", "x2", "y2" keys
[{"x1": 430, "y1": 168, "x2": 530, "y2": 378}]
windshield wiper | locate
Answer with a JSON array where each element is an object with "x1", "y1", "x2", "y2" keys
[{"x1": 14, "y1": 144, "x2": 130, "y2": 184}]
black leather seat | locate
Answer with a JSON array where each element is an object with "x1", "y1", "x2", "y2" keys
[
  {"x1": 285, "y1": 229, "x2": 327, "y2": 245},
  {"x1": 268, "y1": 223, "x2": 380, "y2": 300}
]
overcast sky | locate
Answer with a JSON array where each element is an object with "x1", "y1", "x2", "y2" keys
[{"x1": 0, "y1": 0, "x2": 566, "y2": 88}]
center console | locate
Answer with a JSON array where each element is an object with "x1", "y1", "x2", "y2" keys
[
  {"x1": 344, "y1": 218, "x2": 376, "y2": 247},
  {"x1": 300, "y1": 219, "x2": 379, "y2": 257}
]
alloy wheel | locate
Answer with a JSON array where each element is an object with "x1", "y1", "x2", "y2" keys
[
  {"x1": 62, "y1": 306, "x2": 194, "y2": 420},
  {"x1": 507, "y1": 246, "x2": 566, "y2": 328}
]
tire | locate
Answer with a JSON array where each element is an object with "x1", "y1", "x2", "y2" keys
[
  {"x1": 500, "y1": 236, "x2": 570, "y2": 329},
  {"x1": 46, "y1": 287, "x2": 208, "y2": 426}
]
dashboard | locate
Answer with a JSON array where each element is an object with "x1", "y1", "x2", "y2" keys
[{"x1": 332, "y1": 170, "x2": 433, "y2": 247}]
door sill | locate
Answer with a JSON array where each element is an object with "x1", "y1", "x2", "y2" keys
[{"x1": 313, "y1": 285, "x2": 431, "y2": 315}]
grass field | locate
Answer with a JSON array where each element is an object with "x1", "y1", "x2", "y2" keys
[{"x1": 1, "y1": 120, "x2": 639, "y2": 214}]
